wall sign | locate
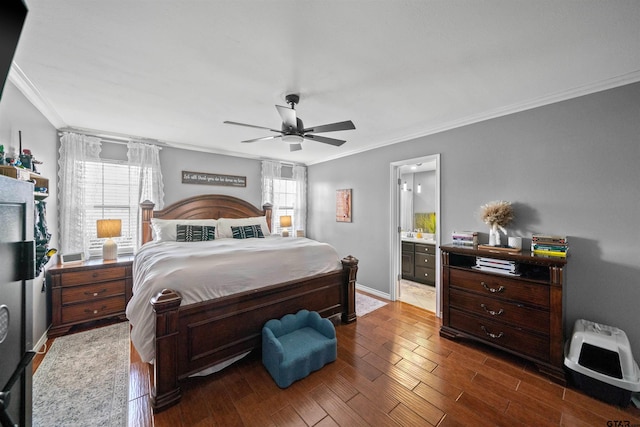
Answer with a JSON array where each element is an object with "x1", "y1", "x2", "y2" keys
[
  {"x1": 182, "y1": 171, "x2": 247, "y2": 187},
  {"x1": 336, "y1": 188, "x2": 352, "y2": 222}
]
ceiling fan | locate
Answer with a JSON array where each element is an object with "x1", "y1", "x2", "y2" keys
[{"x1": 224, "y1": 94, "x2": 355, "y2": 152}]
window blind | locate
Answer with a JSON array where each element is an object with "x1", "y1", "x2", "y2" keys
[{"x1": 84, "y1": 159, "x2": 140, "y2": 257}]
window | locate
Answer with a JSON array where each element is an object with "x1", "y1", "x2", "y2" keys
[
  {"x1": 272, "y1": 178, "x2": 297, "y2": 234},
  {"x1": 84, "y1": 159, "x2": 139, "y2": 257},
  {"x1": 261, "y1": 160, "x2": 307, "y2": 235}
]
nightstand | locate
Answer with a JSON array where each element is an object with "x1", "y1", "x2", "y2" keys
[{"x1": 47, "y1": 256, "x2": 134, "y2": 337}]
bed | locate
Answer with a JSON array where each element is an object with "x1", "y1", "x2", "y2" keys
[{"x1": 128, "y1": 194, "x2": 358, "y2": 412}]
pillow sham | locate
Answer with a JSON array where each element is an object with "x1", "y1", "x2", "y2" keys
[
  {"x1": 176, "y1": 225, "x2": 216, "y2": 242},
  {"x1": 231, "y1": 225, "x2": 264, "y2": 239},
  {"x1": 151, "y1": 218, "x2": 218, "y2": 242},
  {"x1": 217, "y1": 216, "x2": 270, "y2": 238}
]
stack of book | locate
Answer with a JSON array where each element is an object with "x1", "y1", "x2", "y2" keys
[
  {"x1": 473, "y1": 257, "x2": 519, "y2": 276},
  {"x1": 452, "y1": 231, "x2": 478, "y2": 247},
  {"x1": 531, "y1": 234, "x2": 568, "y2": 257}
]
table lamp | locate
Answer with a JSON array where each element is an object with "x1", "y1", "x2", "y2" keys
[
  {"x1": 96, "y1": 219, "x2": 121, "y2": 260},
  {"x1": 280, "y1": 215, "x2": 292, "y2": 237}
]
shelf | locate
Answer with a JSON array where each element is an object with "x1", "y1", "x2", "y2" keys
[{"x1": 0, "y1": 165, "x2": 49, "y2": 199}]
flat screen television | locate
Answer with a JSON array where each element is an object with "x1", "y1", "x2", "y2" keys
[{"x1": 0, "y1": 0, "x2": 28, "y2": 101}]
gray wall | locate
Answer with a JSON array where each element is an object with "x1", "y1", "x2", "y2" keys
[
  {"x1": 308, "y1": 82, "x2": 640, "y2": 358},
  {"x1": 98, "y1": 142, "x2": 263, "y2": 209},
  {"x1": 0, "y1": 81, "x2": 59, "y2": 349},
  {"x1": 159, "y1": 146, "x2": 262, "y2": 208},
  {"x1": 413, "y1": 170, "x2": 436, "y2": 213}
]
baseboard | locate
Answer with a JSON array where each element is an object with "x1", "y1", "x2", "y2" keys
[
  {"x1": 355, "y1": 282, "x2": 390, "y2": 300},
  {"x1": 33, "y1": 328, "x2": 49, "y2": 354}
]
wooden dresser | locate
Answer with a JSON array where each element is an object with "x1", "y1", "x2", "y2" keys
[
  {"x1": 439, "y1": 244, "x2": 567, "y2": 384},
  {"x1": 401, "y1": 241, "x2": 436, "y2": 285},
  {"x1": 47, "y1": 256, "x2": 133, "y2": 337}
]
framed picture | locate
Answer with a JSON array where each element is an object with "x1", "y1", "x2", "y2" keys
[{"x1": 336, "y1": 189, "x2": 352, "y2": 222}]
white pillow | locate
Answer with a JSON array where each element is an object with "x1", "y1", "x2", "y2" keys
[
  {"x1": 217, "y1": 216, "x2": 271, "y2": 239},
  {"x1": 151, "y1": 218, "x2": 218, "y2": 242}
]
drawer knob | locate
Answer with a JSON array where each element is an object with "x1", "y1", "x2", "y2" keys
[
  {"x1": 85, "y1": 306, "x2": 107, "y2": 315},
  {"x1": 480, "y1": 325, "x2": 504, "y2": 339},
  {"x1": 480, "y1": 304, "x2": 504, "y2": 316},
  {"x1": 85, "y1": 289, "x2": 107, "y2": 297},
  {"x1": 424, "y1": 273, "x2": 429, "y2": 277},
  {"x1": 424, "y1": 259, "x2": 429, "y2": 263},
  {"x1": 481, "y1": 282, "x2": 505, "y2": 293}
]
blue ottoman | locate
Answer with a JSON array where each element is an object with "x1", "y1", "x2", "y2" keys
[{"x1": 262, "y1": 309, "x2": 337, "y2": 388}]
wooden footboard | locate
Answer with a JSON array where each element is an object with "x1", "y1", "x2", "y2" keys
[{"x1": 149, "y1": 255, "x2": 358, "y2": 413}]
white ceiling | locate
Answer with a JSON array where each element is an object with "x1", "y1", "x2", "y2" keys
[{"x1": 11, "y1": 0, "x2": 640, "y2": 165}]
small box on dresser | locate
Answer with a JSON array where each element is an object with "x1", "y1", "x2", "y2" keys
[
  {"x1": 439, "y1": 244, "x2": 568, "y2": 384},
  {"x1": 47, "y1": 256, "x2": 133, "y2": 337}
]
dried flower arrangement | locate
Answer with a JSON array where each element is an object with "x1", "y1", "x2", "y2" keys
[{"x1": 480, "y1": 200, "x2": 514, "y2": 245}]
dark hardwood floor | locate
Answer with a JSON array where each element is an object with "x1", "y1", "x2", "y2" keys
[{"x1": 35, "y1": 294, "x2": 640, "y2": 426}]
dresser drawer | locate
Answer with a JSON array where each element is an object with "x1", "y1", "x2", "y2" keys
[
  {"x1": 61, "y1": 280, "x2": 126, "y2": 305},
  {"x1": 449, "y1": 268, "x2": 549, "y2": 308},
  {"x1": 449, "y1": 289, "x2": 549, "y2": 334},
  {"x1": 62, "y1": 295, "x2": 125, "y2": 324},
  {"x1": 61, "y1": 266, "x2": 127, "y2": 286},
  {"x1": 415, "y1": 243, "x2": 435, "y2": 254},
  {"x1": 450, "y1": 308, "x2": 550, "y2": 362},
  {"x1": 414, "y1": 266, "x2": 436, "y2": 284}
]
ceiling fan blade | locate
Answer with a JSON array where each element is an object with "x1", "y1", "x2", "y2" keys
[
  {"x1": 303, "y1": 134, "x2": 346, "y2": 147},
  {"x1": 241, "y1": 135, "x2": 282, "y2": 143},
  {"x1": 275, "y1": 105, "x2": 297, "y2": 129},
  {"x1": 224, "y1": 121, "x2": 281, "y2": 133},
  {"x1": 303, "y1": 120, "x2": 355, "y2": 134},
  {"x1": 289, "y1": 143, "x2": 302, "y2": 152}
]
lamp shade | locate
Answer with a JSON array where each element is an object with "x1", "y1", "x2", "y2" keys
[
  {"x1": 279, "y1": 216, "x2": 292, "y2": 228},
  {"x1": 96, "y1": 219, "x2": 122, "y2": 238}
]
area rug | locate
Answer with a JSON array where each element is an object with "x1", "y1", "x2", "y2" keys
[
  {"x1": 33, "y1": 322, "x2": 129, "y2": 427},
  {"x1": 356, "y1": 292, "x2": 388, "y2": 316}
]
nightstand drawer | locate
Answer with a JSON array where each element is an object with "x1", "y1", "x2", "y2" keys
[
  {"x1": 449, "y1": 268, "x2": 549, "y2": 308},
  {"x1": 62, "y1": 295, "x2": 125, "y2": 324},
  {"x1": 62, "y1": 266, "x2": 127, "y2": 286},
  {"x1": 61, "y1": 280, "x2": 126, "y2": 305}
]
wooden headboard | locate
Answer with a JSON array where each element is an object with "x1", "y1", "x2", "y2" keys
[{"x1": 140, "y1": 194, "x2": 273, "y2": 245}]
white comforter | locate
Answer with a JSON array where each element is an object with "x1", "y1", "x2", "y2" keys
[{"x1": 126, "y1": 236, "x2": 342, "y2": 362}]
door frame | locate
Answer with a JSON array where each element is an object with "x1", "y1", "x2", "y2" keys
[{"x1": 389, "y1": 154, "x2": 441, "y2": 317}]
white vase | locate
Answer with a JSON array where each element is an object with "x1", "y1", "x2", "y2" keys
[{"x1": 489, "y1": 227, "x2": 501, "y2": 246}]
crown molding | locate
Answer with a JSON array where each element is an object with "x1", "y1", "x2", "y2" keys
[
  {"x1": 307, "y1": 69, "x2": 640, "y2": 166},
  {"x1": 8, "y1": 62, "x2": 67, "y2": 129}
]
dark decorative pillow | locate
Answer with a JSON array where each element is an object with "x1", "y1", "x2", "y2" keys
[
  {"x1": 176, "y1": 225, "x2": 216, "y2": 242},
  {"x1": 231, "y1": 224, "x2": 264, "y2": 239}
]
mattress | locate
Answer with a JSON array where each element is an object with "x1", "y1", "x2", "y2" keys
[{"x1": 126, "y1": 236, "x2": 342, "y2": 362}]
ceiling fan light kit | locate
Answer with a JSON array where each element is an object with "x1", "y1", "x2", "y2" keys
[{"x1": 224, "y1": 94, "x2": 355, "y2": 151}]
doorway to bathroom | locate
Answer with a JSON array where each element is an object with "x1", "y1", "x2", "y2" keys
[{"x1": 389, "y1": 154, "x2": 441, "y2": 316}]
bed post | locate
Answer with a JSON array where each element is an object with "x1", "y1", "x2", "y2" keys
[
  {"x1": 341, "y1": 255, "x2": 359, "y2": 323},
  {"x1": 140, "y1": 200, "x2": 155, "y2": 245},
  {"x1": 262, "y1": 203, "x2": 273, "y2": 232},
  {"x1": 150, "y1": 289, "x2": 182, "y2": 412}
]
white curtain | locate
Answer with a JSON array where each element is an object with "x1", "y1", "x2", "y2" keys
[
  {"x1": 58, "y1": 132, "x2": 102, "y2": 256},
  {"x1": 291, "y1": 164, "x2": 307, "y2": 234},
  {"x1": 127, "y1": 142, "x2": 164, "y2": 249},
  {"x1": 261, "y1": 160, "x2": 307, "y2": 234},
  {"x1": 261, "y1": 160, "x2": 282, "y2": 230}
]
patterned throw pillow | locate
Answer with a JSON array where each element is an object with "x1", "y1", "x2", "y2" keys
[
  {"x1": 231, "y1": 224, "x2": 264, "y2": 239},
  {"x1": 176, "y1": 225, "x2": 216, "y2": 242}
]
